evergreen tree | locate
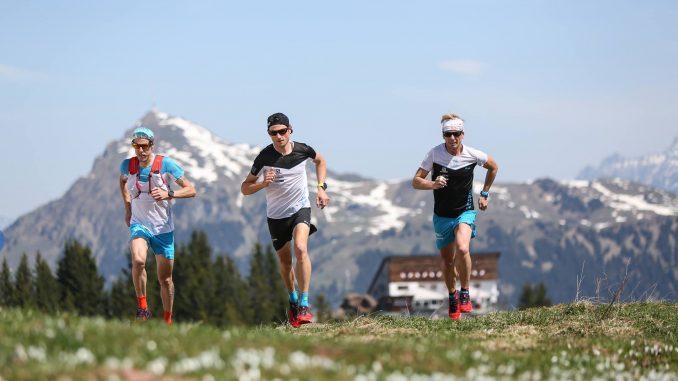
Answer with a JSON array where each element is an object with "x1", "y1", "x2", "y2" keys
[
  {"x1": 264, "y1": 244, "x2": 288, "y2": 323},
  {"x1": 518, "y1": 282, "x2": 553, "y2": 310},
  {"x1": 173, "y1": 231, "x2": 215, "y2": 323},
  {"x1": 534, "y1": 282, "x2": 552, "y2": 307},
  {"x1": 314, "y1": 293, "x2": 332, "y2": 323},
  {"x1": 107, "y1": 275, "x2": 133, "y2": 318},
  {"x1": 107, "y1": 256, "x2": 135, "y2": 319},
  {"x1": 212, "y1": 255, "x2": 247, "y2": 326},
  {"x1": 56, "y1": 239, "x2": 105, "y2": 315},
  {"x1": 34, "y1": 253, "x2": 60, "y2": 313},
  {"x1": 518, "y1": 283, "x2": 534, "y2": 310},
  {"x1": 14, "y1": 254, "x2": 33, "y2": 309},
  {"x1": 0, "y1": 258, "x2": 14, "y2": 307},
  {"x1": 247, "y1": 242, "x2": 273, "y2": 324}
]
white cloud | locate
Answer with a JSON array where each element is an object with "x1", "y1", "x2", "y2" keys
[
  {"x1": 0, "y1": 64, "x2": 52, "y2": 82},
  {"x1": 437, "y1": 59, "x2": 487, "y2": 76}
]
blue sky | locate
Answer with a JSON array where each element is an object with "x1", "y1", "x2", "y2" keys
[{"x1": 1, "y1": 1, "x2": 677, "y2": 219}]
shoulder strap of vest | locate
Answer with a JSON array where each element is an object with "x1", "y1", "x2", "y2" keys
[
  {"x1": 128, "y1": 157, "x2": 140, "y2": 175},
  {"x1": 151, "y1": 155, "x2": 164, "y2": 174}
]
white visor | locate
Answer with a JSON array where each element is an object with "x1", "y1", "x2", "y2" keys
[{"x1": 442, "y1": 119, "x2": 464, "y2": 132}]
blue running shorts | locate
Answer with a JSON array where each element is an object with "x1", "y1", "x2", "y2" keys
[
  {"x1": 129, "y1": 224, "x2": 175, "y2": 259},
  {"x1": 433, "y1": 210, "x2": 477, "y2": 250}
]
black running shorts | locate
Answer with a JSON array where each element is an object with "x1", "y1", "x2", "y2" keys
[{"x1": 267, "y1": 207, "x2": 317, "y2": 251}]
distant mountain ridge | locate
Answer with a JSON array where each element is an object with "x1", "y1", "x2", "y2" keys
[
  {"x1": 1, "y1": 110, "x2": 676, "y2": 306},
  {"x1": 0, "y1": 216, "x2": 13, "y2": 230},
  {"x1": 578, "y1": 136, "x2": 678, "y2": 194}
]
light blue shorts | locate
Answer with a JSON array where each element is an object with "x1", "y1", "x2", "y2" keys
[
  {"x1": 433, "y1": 210, "x2": 477, "y2": 250},
  {"x1": 130, "y1": 224, "x2": 175, "y2": 260}
]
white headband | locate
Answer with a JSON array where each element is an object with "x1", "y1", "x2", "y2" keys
[{"x1": 442, "y1": 118, "x2": 464, "y2": 132}]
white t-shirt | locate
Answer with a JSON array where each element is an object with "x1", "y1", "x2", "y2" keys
[{"x1": 250, "y1": 142, "x2": 317, "y2": 219}]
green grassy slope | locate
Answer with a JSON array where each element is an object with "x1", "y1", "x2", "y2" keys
[{"x1": 1, "y1": 302, "x2": 677, "y2": 380}]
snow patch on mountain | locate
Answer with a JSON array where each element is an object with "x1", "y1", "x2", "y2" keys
[
  {"x1": 359, "y1": 183, "x2": 411, "y2": 234},
  {"x1": 324, "y1": 179, "x2": 411, "y2": 235},
  {"x1": 159, "y1": 115, "x2": 258, "y2": 181},
  {"x1": 591, "y1": 182, "x2": 677, "y2": 216}
]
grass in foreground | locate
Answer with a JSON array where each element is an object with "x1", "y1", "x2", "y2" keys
[{"x1": 1, "y1": 302, "x2": 677, "y2": 380}]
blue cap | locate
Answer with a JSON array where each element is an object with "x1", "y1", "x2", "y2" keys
[{"x1": 132, "y1": 127, "x2": 154, "y2": 142}]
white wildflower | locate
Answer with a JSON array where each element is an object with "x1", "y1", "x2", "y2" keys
[
  {"x1": 147, "y1": 357, "x2": 167, "y2": 375},
  {"x1": 146, "y1": 340, "x2": 157, "y2": 351}
]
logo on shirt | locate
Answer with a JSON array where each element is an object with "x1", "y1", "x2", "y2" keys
[{"x1": 273, "y1": 168, "x2": 285, "y2": 183}]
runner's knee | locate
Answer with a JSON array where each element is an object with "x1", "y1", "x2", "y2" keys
[
  {"x1": 132, "y1": 257, "x2": 146, "y2": 269},
  {"x1": 158, "y1": 275, "x2": 172, "y2": 288},
  {"x1": 455, "y1": 243, "x2": 470, "y2": 257},
  {"x1": 278, "y1": 256, "x2": 293, "y2": 269},
  {"x1": 293, "y1": 243, "x2": 308, "y2": 260}
]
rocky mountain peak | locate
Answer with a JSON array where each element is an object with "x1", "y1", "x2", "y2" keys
[{"x1": 577, "y1": 134, "x2": 678, "y2": 194}]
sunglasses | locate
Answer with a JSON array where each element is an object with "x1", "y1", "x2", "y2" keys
[
  {"x1": 443, "y1": 131, "x2": 463, "y2": 138},
  {"x1": 132, "y1": 142, "x2": 153, "y2": 150},
  {"x1": 268, "y1": 127, "x2": 290, "y2": 136}
]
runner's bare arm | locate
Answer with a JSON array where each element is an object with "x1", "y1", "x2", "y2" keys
[
  {"x1": 241, "y1": 171, "x2": 275, "y2": 195},
  {"x1": 481, "y1": 156, "x2": 499, "y2": 191},
  {"x1": 173, "y1": 177, "x2": 197, "y2": 198},
  {"x1": 478, "y1": 155, "x2": 499, "y2": 210},
  {"x1": 119, "y1": 175, "x2": 132, "y2": 226},
  {"x1": 313, "y1": 152, "x2": 329, "y2": 208},
  {"x1": 150, "y1": 176, "x2": 197, "y2": 201},
  {"x1": 412, "y1": 168, "x2": 446, "y2": 190}
]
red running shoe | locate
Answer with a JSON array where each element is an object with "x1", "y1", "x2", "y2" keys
[
  {"x1": 459, "y1": 290, "x2": 473, "y2": 313},
  {"x1": 296, "y1": 305, "x2": 313, "y2": 325},
  {"x1": 448, "y1": 293, "x2": 460, "y2": 320},
  {"x1": 288, "y1": 302, "x2": 300, "y2": 328}
]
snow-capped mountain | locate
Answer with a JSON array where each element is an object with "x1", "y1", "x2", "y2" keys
[
  {"x1": 578, "y1": 136, "x2": 678, "y2": 194},
  {"x1": 1, "y1": 110, "x2": 676, "y2": 306}
]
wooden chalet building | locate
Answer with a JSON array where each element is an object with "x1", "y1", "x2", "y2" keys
[{"x1": 366, "y1": 252, "x2": 500, "y2": 316}]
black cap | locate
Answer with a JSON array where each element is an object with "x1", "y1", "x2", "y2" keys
[{"x1": 267, "y1": 112, "x2": 290, "y2": 128}]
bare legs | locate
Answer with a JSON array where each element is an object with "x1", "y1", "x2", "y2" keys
[
  {"x1": 275, "y1": 223, "x2": 312, "y2": 294},
  {"x1": 156, "y1": 255, "x2": 174, "y2": 313},
  {"x1": 129, "y1": 238, "x2": 174, "y2": 315},
  {"x1": 453, "y1": 224, "x2": 472, "y2": 290},
  {"x1": 130, "y1": 238, "x2": 149, "y2": 298},
  {"x1": 438, "y1": 224, "x2": 473, "y2": 293}
]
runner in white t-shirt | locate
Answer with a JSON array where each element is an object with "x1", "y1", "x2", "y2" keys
[
  {"x1": 412, "y1": 113, "x2": 499, "y2": 320},
  {"x1": 119, "y1": 127, "x2": 197, "y2": 325},
  {"x1": 241, "y1": 113, "x2": 330, "y2": 327}
]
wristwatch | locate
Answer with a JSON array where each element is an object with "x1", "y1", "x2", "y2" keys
[
  {"x1": 480, "y1": 191, "x2": 489, "y2": 198},
  {"x1": 168, "y1": 190, "x2": 175, "y2": 199},
  {"x1": 317, "y1": 182, "x2": 327, "y2": 190}
]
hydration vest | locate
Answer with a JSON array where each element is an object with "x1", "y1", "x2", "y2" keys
[{"x1": 128, "y1": 155, "x2": 166, "y2": 198}]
